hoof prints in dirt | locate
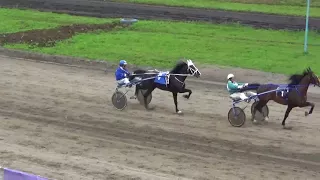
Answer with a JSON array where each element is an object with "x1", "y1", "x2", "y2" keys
[{"x1": 0, "y1": 21, "x2": 129, "y2": 47}]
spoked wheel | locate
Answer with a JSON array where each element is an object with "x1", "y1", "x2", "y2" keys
[
  {"x1": 112, "y1": 91, "x2": 127, "y2": 110},
  {"x1": 228, "y1": 107, "x2": 246, "y2": 127},
  {"x1": 251, "y1": 101, "x2": 269, "y2": 121},
  {"x1": 137, "y1": 89, "x2": 152, "y2": 105}
]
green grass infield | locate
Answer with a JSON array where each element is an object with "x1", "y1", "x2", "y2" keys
[{"x1": 1, "y1": 9, "x2": 319, "y2": 75}]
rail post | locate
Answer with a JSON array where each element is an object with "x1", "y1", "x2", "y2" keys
[{"x1": 304, "y1": 0, "x2": 311, "y2": 54}]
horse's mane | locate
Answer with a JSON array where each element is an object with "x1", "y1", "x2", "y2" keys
[
  {"x1": 169, "y1": 61, "x2": 187, "y2": 74},
  {"x1": 288, "y1": 67, "x2": 313, "y2": 85}
]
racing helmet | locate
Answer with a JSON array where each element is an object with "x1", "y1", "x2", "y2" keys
[
  {"x1": 119, "y1": 60, "x2": 127, "y2": 66},
  {"x1": 227, "y1": 74, "x2": 234, "y2": 80}
]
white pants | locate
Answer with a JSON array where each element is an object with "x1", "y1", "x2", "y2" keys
[
  {"x1": 117, "y1": 78, "x2": 130, "y2": 85},
  {"x1": 230, "y1": 91, "x2": 256, "y2": 101}
]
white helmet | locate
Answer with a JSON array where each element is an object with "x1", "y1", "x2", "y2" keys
[{"x1": 227, "y1": 74, "x2": 234, "y2": 80}]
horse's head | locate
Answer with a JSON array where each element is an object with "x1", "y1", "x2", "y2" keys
[
  {"x1": 170, "y1": 59, "x2": 201, "y2": 78},
  {"x1": 186, "y1": 59, "x2": 201, "y2": 78},
  {"x1": 307, "y1": 67, "x2": 320, "y2": 87},
  {"x1": 289, "y1": 67, "x2": 320, "y2": 87}
]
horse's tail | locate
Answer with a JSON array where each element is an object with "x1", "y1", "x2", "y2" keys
[
  {"x1": 133, "y1": 69, "x2": 147, "y2": 74},
  {"x1": 132, "y1": 69, "x2": 147, "y2": 76},
  {"x1": 130, "y1": 69, "x2": 156, "y2": 81},
  {"x1": 240, "y1": 83, "x2": 261, "y2": 92},
  {"x1": 248, "y1": 83, "x2": 261, "y2": 90}
]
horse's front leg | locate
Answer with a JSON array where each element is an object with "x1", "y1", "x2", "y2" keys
[
  {"x1": 299, "y1": 101, "x2": 315, "y2": 116},
  {"x1": 181, "y1": 88, "x2": 192, "y2": 99},
  {"x1": 172, "y1": 92, "x2": 182, "y2": 114},
  {"x1": 143, "y1": 86, "x2": 155, "y2": 110},
  {"x1": 282, "y1": 105, "x2": 294, "y2": 130}
]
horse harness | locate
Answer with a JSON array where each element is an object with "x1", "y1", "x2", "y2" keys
[{"x1": 276, "y1": 85, "x2": 306, "y2": 102}]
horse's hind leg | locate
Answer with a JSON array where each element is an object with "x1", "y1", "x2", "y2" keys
[
  {"x1": 251, "y1": 102, "x2": 259, "y2": 123},
  {"x1": 143, "y1": 86, "x2": 155, "y2": 110},
  {"x1": 252, "y1": 100, "x2": 268, "y2": 123},
  {"x1": 131, "y1": 85, "x2": 139, "y2": 99},
  {"x1": 262, "y1": 100, "x2": 270, "y2": 122}
]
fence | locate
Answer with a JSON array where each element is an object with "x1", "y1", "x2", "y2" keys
[{"x1": 0, "y1": 167, "x2": 48, "y2": 180}]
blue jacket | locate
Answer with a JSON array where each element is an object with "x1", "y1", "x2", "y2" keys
[{"x1": 115, "y1": 66, "x2": 130, "y2": 80}]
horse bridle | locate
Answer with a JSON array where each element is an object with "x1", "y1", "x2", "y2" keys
[
  {"x1": 168, "y1": 59, "x2": 200, "y2": 87},
  {"x1": 186, "y1": 59, "x2": 200, "y2": 76}
]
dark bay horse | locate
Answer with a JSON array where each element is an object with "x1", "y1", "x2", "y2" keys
[
  {"x1": 129, "y1": 59, "x2": 201, "y2": 114},
  {"x1": 251, "y1": 67, "x2": 320, "y2": 129}
]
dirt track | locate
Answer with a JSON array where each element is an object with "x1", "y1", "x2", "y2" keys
[
  {"x1": 1, "y1": 0, "x2": 320, "y2": 30},
  {"x1": 1, "y1": 55, "x2": 320, "y2": 179}
]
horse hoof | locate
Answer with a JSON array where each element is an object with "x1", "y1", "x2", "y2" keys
[
  {"x1": 252, "y1": 119, "x2": 258, "y2": 124},
  {"x1": 130, "y1": 96, "x2": 137, "y2": 99},
  {"x1": 177, "y1": 110, "x2": 183, "y2": 114},
  {"x1": 283, "y1": 126, "x2": 293, "y2": 130},
  {"x1": 264, "y1": 117, "x2": 269, "y2": 122},
  {"x1": 183, "y1": 95, "x2": 189, "y2": 99},
  {"x1": 305, "y1": 111, "x2": 309, "y2": 116},
  {"x1": 146, "y1": 107, "x2": 155, "y2": 111}
]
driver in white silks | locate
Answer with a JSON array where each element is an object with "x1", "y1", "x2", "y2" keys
[{"x1": 227, "y1": 74, "x2": 257, "y2": 103}]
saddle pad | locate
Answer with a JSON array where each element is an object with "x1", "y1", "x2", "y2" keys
[
  {"x1": 276, "y1": 87, "x2": 290, "y2": 98},
  {"x1": 154, "y1": 71, "x2": 169, "y2": 85}
]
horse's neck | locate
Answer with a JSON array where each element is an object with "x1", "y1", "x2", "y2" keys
[
  {"x1": 175, "y1": 75, "x2": 187, "y2": 82},
  {"x1": 172, "y1": 69, "x2": 187, "y2": 82},
  {"x1": 298, "y1": 76, "x2": 311, "y2": 95}
]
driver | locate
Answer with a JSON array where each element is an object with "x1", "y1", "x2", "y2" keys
[
  {"x1": 115, "y1": 60, "x2": 137, "y2": 99},
  {"x1": 226, "y1": 74, "x2": 256, "y2": 102},
  {"x1": 115, "y1": 60, "x2": 131, "y2": 87}
]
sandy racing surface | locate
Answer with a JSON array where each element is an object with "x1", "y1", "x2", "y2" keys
[{"x1": 0, "y1": 55, "x2": 320, "y2": 179}]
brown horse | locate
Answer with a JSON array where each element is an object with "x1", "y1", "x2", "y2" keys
[{"x1": 251, "y1": 67, "x2": 320, "y2": 129}]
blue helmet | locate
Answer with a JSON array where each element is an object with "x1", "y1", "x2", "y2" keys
[{"x1": 119, "y1": 60, "x2": 127, "y2": 66}]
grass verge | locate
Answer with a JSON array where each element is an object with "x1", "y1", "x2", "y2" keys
[
  {"x1": 4, "y1": 19, "x2": 320, "y2": 75},
  {"x1": 114, "y1": 0, "x2": 320, "y2": 17},
  {"x1": 0, "y1": 8, "x2": 112, "y2": 33}
]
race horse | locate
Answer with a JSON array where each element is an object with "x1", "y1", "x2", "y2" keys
[
  {"x1": 251, "y1": 67, "x2": 320, "y2": 129},
  {"x1": 129, "y1": 59, "x2": 201, "y2": 114}
]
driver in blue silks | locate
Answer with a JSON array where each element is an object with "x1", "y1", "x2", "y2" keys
[
  {"x1": 115, "y1": 60, "x2": 131, "y2": 86},
  {"x1": 115, "y1": 60, "x2": 137, "y2": 99}
]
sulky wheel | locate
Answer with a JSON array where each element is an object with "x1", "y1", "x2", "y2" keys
[
  {"x1": 111, "y1": 91, "x2": 127, "y2": 110},
  {"x1": 228, "y1": 107, "x2": 246, "y2": 127},
  {"x1": 251, "y1": 101, "x2": 269, "y2": 121},
  {"x1": 137, "y1": 89, "x2": 152, "y2": 105}
]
